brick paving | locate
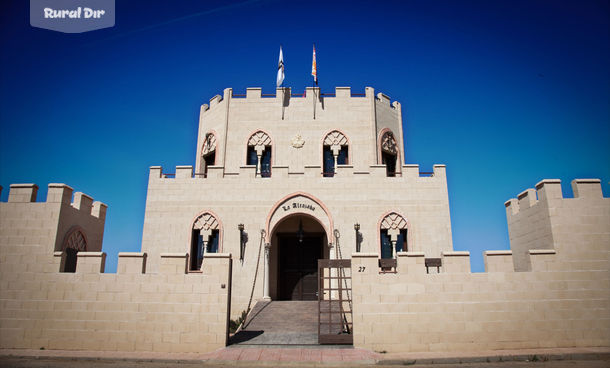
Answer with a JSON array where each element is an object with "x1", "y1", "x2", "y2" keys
[{"x1": 204, "y1": 346, "x2": 378, "y2": 363}]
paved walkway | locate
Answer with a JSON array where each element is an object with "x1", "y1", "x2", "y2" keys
[
  {"x1": 231, "y1": 300, "x2": 319, "y2": 345},
  {"x1": 1, "y1": 347, "x2": 609, "y2": 366}
]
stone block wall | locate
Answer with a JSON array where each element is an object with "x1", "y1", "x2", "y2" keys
[
  {"x1": 195, "y1": 87, "x2": 403, "y2": 176},
  {"x1": 141, "y1": 163, "x2": 453, "y2": 318},
  {"x1": 505, "y1": 178, "x2": 609, "y2": 271},
  {"x1": 350, "y1": 178, "x2": 610, "y2": 352},
  {"x1": 0, "y1": 184, "x2": 232, "y2": 353}
]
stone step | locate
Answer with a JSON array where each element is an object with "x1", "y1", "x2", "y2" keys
[{"x1": 231, "y1": 300, "x2": 319, "y2": 345}]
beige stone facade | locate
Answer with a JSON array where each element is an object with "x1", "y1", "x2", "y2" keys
[
  {"x1": 141, "y1": 87, "x2": 453, "y2": 315},
  {"x1": 0, "y1": 184, "x2": 231, "y2": 353},
  {"x1": 0, "y1": 87, "x2": 608, "y2": 354},
  {"x1": 351, "y1": 178, "x2": 610, "y2": 352}
]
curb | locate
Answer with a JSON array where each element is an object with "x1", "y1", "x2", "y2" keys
[
  {"x1": 376, "y1": 351, "x2": 610, "y2": 365},
  {"x1": 2, "y1": 349, "x2": 609, "y2": 366}
]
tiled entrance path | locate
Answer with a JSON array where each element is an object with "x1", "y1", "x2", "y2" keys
[
  {"x1": 203, "y1": 346, "x2": 379, "y2": 363},
  {"x1": 217, "y1": 300, "x2": 377, "y2": 362},
  {"x1": 230, "y1": 300, "x2": 319, "y2": 345}
]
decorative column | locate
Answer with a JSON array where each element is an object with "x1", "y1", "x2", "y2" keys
[
  {"x1": 200, "y1": 229, "x2": 211, "y2": 253},
  {"x1": 263, "y1": 242, "x2": 271, "y2": 300},
  {"x1": 388, "y1": 228, "x2": 399, "y2": 259},
  {"x1": 331, "y1": 145, "x2": 341, "y2": 174},
  {"x1": 255, "y1": 145, "x2": 265, "y2": 177}
]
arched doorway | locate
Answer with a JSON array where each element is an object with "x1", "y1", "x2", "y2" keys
[{"x1": 271, "y1": 215, "x2": 329, "y2": 301}]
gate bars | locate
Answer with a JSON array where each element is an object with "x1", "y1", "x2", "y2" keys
[{"x1": 318, "y1": 259, "x2": 353, "y2": 344}]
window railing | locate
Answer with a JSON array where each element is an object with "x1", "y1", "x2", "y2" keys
[
  {"x1": 425, "y1": 258, "x2": 442, "y2": 273},
  {"x1": 260, "y1": 164, "x2": 272, "y2": 178},
  {"x1": 379, "y1": 258, "x2": 397, "y2": 271},
  {"x1": 323, "y1": 172, "x2": 335, "y2": 177}
]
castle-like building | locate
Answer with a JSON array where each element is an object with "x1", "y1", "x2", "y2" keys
[
  {"x1": 142, "y1": 87, "x2": 452, "y2": 312},
  {"x1": 0, "y1": 87, "x2": 608, "y2": 353}
]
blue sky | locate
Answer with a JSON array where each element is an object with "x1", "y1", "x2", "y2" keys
[{"x1": 1, "y1": 0, "x2": 608, "y2": 272}]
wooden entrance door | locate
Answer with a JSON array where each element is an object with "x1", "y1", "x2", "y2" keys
[{"x1": 279, "y1": 235, "x2": 322, "y2": 300}]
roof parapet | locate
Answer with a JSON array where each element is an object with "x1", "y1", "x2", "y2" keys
[
  {"x1": 335, "y1": 87, "x2": 351, "y2": 98},
  {"x1": 535, "y1": 179, "x2": 562, "y2": 201},
  {"x1": 376, "y1": 92, "x2": 391, "y2": 105},
  {"x1": 209, "y1": 94, "x2": 223, "y2": 107},
  {"x1": 8, "y1": 184, "x2": 38, "y2": 202},
  {"x1": 571, "y1": 178, "x2": 602, "y2": 198},
  {"x1": 517, "y1": 188, "x2": 537, "y2": 209},
  {"x1": 246, "y1": 87, "x2": 261, "y2": 99}
]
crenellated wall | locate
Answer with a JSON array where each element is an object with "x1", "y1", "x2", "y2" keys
[
  {"x1": 1, "y1": 183, "x2": 106, "y2": 259},
  {"x1": 0, "y1": 184, "x2": 232, "y2": 353},
  {"x1": 350, "y1": 178, "x2": 610, "y2": 353},
  {"x1": 141, "y1": 163, "x2": 454, "y2": 317},
  {"x1": 504, "y1": 178, "x2": 609, "y2": 271},
  {"x1": 194, "y1": 87, "x2": 403, "y2": 174}
]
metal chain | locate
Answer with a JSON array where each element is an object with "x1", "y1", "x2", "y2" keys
[
  {"x1": 242, "y1": 229, "x2": 265, "y2": 327},
  {"x1": 333, "y1": 229, "x2": 352, "y2": 326}
]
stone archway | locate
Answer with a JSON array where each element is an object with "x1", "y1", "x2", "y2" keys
[
  {"x1": 273, "y1": 215, "x2": 327, "y2": 300},
  {"x1": 263, "y1": 193, "x2": 334, "y2": 300}
]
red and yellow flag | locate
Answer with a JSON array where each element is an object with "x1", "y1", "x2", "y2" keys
[{"x1": 311, "y1": 44, "x2": 317, "y2": 85}]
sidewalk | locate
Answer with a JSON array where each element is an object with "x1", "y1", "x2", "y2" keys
[{"x1": 1, "y1": 346, "x2": 609, "y2": 366}]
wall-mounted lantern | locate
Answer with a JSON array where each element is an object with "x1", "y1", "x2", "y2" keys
[
  {"x1": 297, "y1": 219, "x2": 305, "y2": 243},
  {"x1": 354, "y1": 223, "x2": 361, "y2": 252},
  {"x1": 238, "y1": 223, "x2": 245, "y2": 262}
]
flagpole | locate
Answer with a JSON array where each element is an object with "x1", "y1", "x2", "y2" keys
[
  {"x1": 313, "y1": 77, "x2": 316, "y2": 120},
  {"x1": 282, "y1": 87, "x2": 285, "y2": 120},
  {"x1": 277, "y1": 45, "x2": 285, "y2": 120},
  {"x1": 312, "y1": 43, "x2": 316, "y2": 120}
]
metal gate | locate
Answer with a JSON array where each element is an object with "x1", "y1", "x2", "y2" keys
[{"x1": 318, "y1": 259, "x2": 353, "y2": 344}]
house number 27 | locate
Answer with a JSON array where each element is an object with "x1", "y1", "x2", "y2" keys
[{"x1": 358, "y1": 266, "x2": 366, "y2": 272}]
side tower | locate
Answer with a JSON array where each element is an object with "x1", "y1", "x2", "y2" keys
[
  {"x1": 141, "y1": 87, "x2": 453, "y2": 315},
  {"x1": 0, "y1": 183, "x2": 106, "y2": 273},
  {"x1": 505, "y1": 178, "x2": 609, "y2": 271}
]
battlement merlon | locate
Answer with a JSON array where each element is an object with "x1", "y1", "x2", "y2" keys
[
  {"x1": 199, "y1": 86, "x2": 399, "y2": 115},
  {"x1": 571, "y1": 178, "x2": 603, "y2": 198},
  {"x1": 5, "y1": 183, "x2": 106, "y2": 220},
  {"x1": 149, "y1": 164, "x2": 448, "y2": 181},
  {"x1": 505, "y1": 179, "x2": 561, "y2": 215},
  {"x1": 8, "y1": 184, "x2": 38, "y2": 202},
  {"x1": 504, "y1": 178, "x2": 605, "y2": 216}
]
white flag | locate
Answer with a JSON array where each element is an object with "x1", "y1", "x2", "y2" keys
[{"x1": 276, "y1": 46, "x2": 285, "y2": 87}]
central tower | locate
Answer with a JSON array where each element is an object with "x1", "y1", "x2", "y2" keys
[{"x1": 141, "y1": 86, "x2": 453, "y2": 316}]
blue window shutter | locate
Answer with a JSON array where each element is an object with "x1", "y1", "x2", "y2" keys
[
  {"x1": 381, "y1": 230, "x2": 392, "y2": 259},
  {"x1": 323, "y1": 146, "x2": 334, "y2": 175}
]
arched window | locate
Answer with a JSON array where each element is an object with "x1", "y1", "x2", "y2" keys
[
  {"x1": 190, "y1": 212, "x2": 221, "y2": 271},
  {"x1": 379, "y1": 212, "x2": 408, "y2": 259},
  {"x1": 247, "y1": 131, "x2": 272, "y2": 177},
  {"x1": 61, "y1": 229, "x2": 87, "y2": 272},
  {"x1": 380, "y1": 130, "x2": 398, "y2": 177},
  {"x1": 323, "y1": 130, "x2": 349, "y2": 177},
  {"x1": 201, "y1": 132, "x2": 216, "y2": 177}
]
